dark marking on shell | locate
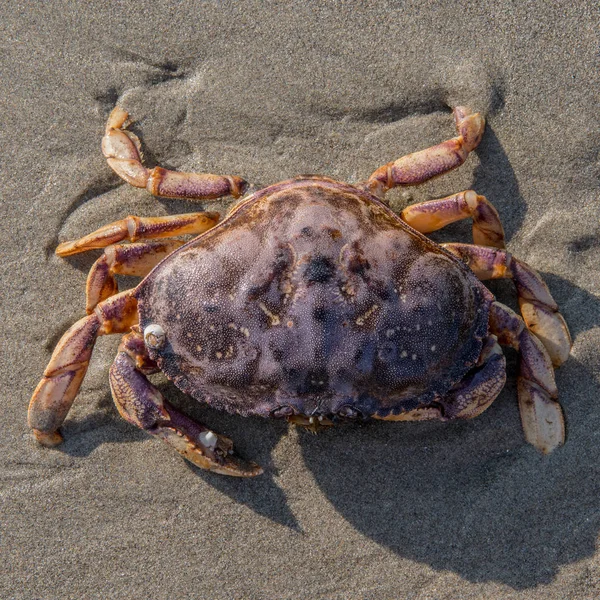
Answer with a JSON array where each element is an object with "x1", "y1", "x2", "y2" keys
[{"x1": 304, "y1": 255, "x2": 335, "y2": 283}]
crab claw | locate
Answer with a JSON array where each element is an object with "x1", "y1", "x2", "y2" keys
[
  {"x1": 154, "y1": 410, "x2": 264, "y2": 477},
  {"x1": 109, "y1": 352, "x2": 262, "y2": 477}
]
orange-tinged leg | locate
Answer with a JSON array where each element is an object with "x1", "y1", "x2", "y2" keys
[
  {"x1": 442, "y1": 243, "x2": 572, "y2": 367},
  {"x1": 102, "y1": 106, "x2": 247, "y2": 201},
  {"x1": 55, "y1": 211, "x2": 219, "y2": 257},
  {"x1": 85, "y1": 240, "x2": 184, "y2": 313},
  {"x1": 489, "y1": 302, "x2": 564, "y2": 453},
  {"x1": 361, "y1": 107, "x2": 485, "y2": 197},
  {"x1": 28, "y1": 291, "x2": 138, "y2": 446},
  {"x1": 110, "y1": 329, "x2": 263, "y2": 477},
  {"x1": 401, "y1": 190, "x2": 505, "y2": 249}
]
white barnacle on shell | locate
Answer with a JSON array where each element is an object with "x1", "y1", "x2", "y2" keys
[
  {"x1": 144, "y1": 324, "x2": 165, "y2": 349},
  {"x1": 199, "y1": 430, "x2": 217, "y2": 448}
]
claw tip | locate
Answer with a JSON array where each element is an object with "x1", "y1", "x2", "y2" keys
[
  {"x1": 55, "y1": 241, "x2": 77, "y2": 257},
  {"x1": 32, "y1": 428, "x2": 63, "y2": 447}
]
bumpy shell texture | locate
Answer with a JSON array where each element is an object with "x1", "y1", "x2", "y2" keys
[{"x1": 135, "y1": 178, "x2": 490, "y2": 420}]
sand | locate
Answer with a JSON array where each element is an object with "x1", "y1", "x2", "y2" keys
[{"x1": 2, "y1": 1, "x2": 599, "y2": 598}]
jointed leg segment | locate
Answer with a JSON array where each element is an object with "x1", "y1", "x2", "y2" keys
[
  {"x1": 362, "y1": 107, "x2": 485, "y2": 196},
  {"x1": 489, "y1": 302, "x2": 564, "y2": 453},
  {"x1": 56, "y1": 212, "x2": 219, "y2": 257},
  {"x1": 28, "y1": 291, "x2": 138, "y2": 446},
  {"x1": 442, "y1": 243, "x2": 571, "y2": 366},
  {"x1": 85, "y1": 240, "x2": 185, "y2": 313},
  {"x1": 401, "y1": 190, "x2": 505, "y2": 248},
  {"x1": 102, "y1": 107, "x2": 248, "y2": 201}
]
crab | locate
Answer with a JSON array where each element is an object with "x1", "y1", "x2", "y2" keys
[{"x1": 28, "y1": 105, "x2": 572, "y2": 476}]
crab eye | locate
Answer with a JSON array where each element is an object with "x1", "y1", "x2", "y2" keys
[
  {"x1": 271, "y1": 405, "x2": 295, "y2": 418},
  {"x1": 144, "y1": 324, "x2": 166, "y2": 349},
  {"x1": 337, "y1": 406, "x2": 360, "y2": 419}
]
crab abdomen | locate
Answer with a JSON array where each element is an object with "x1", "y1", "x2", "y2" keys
[{"x1": 135, "y1": 179, "x2": 489, "y2": 420}]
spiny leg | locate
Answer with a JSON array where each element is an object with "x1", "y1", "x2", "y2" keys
[
  {"x1": 490, "y1": 302, "x2": 564, "y2": 453},
  {"x1": 361, "y1": 107, "x2": 485, "y2": 197},
  {"x1": 28, "y1": 291, "x2": 138, "y2": 446},
  {"x1": 86, "y1": 240, "x2": 185, "y2": 313},
  {"x1": 401, "y1": 190, "x2": 505, "y2": 248},
  {"x1": 56, "y1": 211, "x2": 219, "y2": 257},
  {"x1": 442, "y1": 243, "x2": 572, "y2": 366},
  {"x1": 102, "y1": 107, "x2": 248, "y2": 201},
  {"x1": 110, "y1": 329, "x2": 262, "y2": 477}
]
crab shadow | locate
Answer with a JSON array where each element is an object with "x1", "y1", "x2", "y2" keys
[
  {"x1": 177, "y1": 392, "x2": 302, "y2": 531},
  {"x1": 57, "y1": 381, "x2": 300, "y2": 530},
  {"x1": 298, "y1": 272, "x2": 600, "y2": 589},
  {"x1": 473, "y1": 125, "x2": 525, "y2": 242}
]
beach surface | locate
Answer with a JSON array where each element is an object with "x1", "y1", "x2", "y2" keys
[{"x1": 2, "y1": 2, "x2": 599, "y2": 598}]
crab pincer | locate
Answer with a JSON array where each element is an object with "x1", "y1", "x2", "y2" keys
[{"x1": 110, "y1": 349, "x2": 262, "y2": 477}]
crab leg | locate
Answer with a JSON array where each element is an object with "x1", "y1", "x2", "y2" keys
[
  {"x1": 55, "y1": 211, "x2": 219, "y2": 257},
  {"x1": 442, "y1": 243, "x2": 572, "y2": 366},
  {"x1": 85, "y1": 240, "x2": 185, "y2": 313},
  {"x1": 103, "y1": 107, "x2": 248, "y2": 201},
  {"x1": 28, "y1": 291, "x2": 138, "y2": 447},
  {"x1": 400, "y1": 191, "x2": 505, "y2": 249},
  {"x1": 362, "y1": 107, "x2": 485, "y2": 196},
  {"x1": 489, "y1": 302, "x2": 564, "y2": 453},
  {"x1": 110, "y1": 329, "x2": 262, "y2": 477}
]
